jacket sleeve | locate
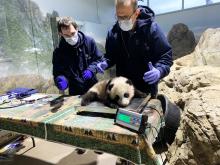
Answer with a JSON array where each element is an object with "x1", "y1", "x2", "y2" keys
[
  {"x1": 52, "y1": 48, "x2": 65, "y2": 81},
  {"x1": 104, "y1": 30, "x2": 117, "y2": 68},
  {"x1": 86, "y1": 38, "x2": 105, "y2": 75},
  {"x1": 149, "y1": 22, "x2": 173, "y2": 79}
]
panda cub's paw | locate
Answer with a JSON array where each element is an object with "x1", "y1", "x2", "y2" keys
[
  {"x1": 108, "y1": 103, "x2": 119, "y2": 109},
  {"x1": 104, "y1": 100, "x2": 119, "y2": 109},
  {"x1": 81, "y1": 97, "x2": 89, "y2": 106},
  {"x1": 81, "y1": 92, "x2": 98, "y2": 106}
]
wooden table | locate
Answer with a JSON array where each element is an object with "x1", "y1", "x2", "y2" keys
[{"x1": 0, "y1": 94, "x2": 163, "y2": 165}]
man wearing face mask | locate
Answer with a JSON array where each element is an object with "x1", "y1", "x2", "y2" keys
[
  {"x1": 97, "y1": 0, "x2": 173, "y2": 98},
  {"x1": 52, "y1": 17, "x2": 104, "y2": 95}
]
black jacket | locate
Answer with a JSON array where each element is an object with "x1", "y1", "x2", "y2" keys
[{"x1": 53, "y1": 31, "x2": 104, "y2": 95}]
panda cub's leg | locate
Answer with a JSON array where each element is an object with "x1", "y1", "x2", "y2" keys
[
  {"x1": 81, "y1": 91, "x2": 98, "y2": 106},
  {"x1": 134, "y1": 88, "x2": 148, "y2": 98}
]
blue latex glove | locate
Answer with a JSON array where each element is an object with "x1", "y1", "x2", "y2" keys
[
  {"x1": 83, "y1": 70, "x2": 93, "y2": 80},
  {"x1": 143, "y1": 62, "x2": 161, "y2": 84},
  {"x1": 97, "y1": 61, "x2": 108, "y2": 74},
  {"x1": 55, "y1": 75, "x2": 68, "y2": 91}
]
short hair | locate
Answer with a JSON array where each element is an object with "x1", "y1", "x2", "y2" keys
[
  {"x1": 57, "y1": 17, "x2": 78, "y2": 33},
  {"x1": 115, "y1": 0, "x2": 138, "y2": 11}
]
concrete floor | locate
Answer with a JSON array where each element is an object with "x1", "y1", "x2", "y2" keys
[
  {"x1": 0, "y1": 137, "x2": 166, "y2": 165},
  {"x1": 0, "y1": 137, "x2": 118, "y2": 165}
]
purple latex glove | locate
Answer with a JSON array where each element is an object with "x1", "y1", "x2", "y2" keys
[
  {"x1": 55, "y1": 75, "x2": 68, "y2": 91},
  {"x1": 97, "y1": 61, "x2": 108, "y2": 74},
  {"x1": 83, "y1": 70, "x2": 93, "y2": 80},
  {"x1": 143, "y1": 62, "x2": 161, "y2": 84}
]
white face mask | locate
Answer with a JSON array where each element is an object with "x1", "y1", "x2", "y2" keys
[
  {"x1": 118, "y1": 19, "x2": 134, "y2": 31},
  {"x1": 64, "y1": 31, "x2": 78, "y2": 46}
]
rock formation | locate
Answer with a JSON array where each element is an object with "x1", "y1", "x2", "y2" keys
[
  {"x1": 160, "y1": 28, "x2": 220, "y2": 165},
  {"x1": 168, "y1": 23, "x2": 196, "y2": 59},
  {"x1": 192, "y1": 28, "x2": 220, "y2": 66}
]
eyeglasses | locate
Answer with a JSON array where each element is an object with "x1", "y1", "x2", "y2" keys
[{"x1": 115, "y1": 12, "x2": 135, "y2": 21}]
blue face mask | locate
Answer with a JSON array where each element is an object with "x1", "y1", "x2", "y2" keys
[{"x1": 64, "y1": 31, "x2": 78, "y2": 46}]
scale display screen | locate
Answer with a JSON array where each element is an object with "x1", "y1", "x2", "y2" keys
[
  {"x1": 118, "y1": 113, "x2": 131, "y2": 123},
  {"x1": 115, "y1": 108, "x2": 144, "y2": 132}
]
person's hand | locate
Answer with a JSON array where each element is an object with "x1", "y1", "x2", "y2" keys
[
  {"x1": 55, "y1": 75, "x2": 68, "y2": 91},
  {"x1": 97, "y1": 61, "x2": 108, "y2": 74},
  {"x1": 83, "y1": 70, "x2": 93, "y2": 80},
  {"x1": 143, "y1": 62, "x2": 161, "y2": 84}
]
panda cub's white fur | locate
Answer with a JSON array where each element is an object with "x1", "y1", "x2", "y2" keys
[{"x1": 81, "y1": 76, "x2": 146, "y2": 108}]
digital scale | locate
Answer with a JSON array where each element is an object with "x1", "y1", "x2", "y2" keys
[{"x1": 115, "y1": 94, "x2": 151, "y2": 134}]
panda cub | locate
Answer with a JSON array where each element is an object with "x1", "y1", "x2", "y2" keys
[{"x1": 81, "y1": 76, "x2": 146, "y2": 108}]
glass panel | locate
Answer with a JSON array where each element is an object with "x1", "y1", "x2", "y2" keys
[
  {"x1": 0, "y1": 0, "x2": 53, "y2": 94},
  {"x1": 212, "y1": 0, "x2": 220, "y2": 3},
  {"x1": 150, "y1": 0, "x2": 182, "y2": 14},
  {"x1": 184, "y1": 0, "x2": 205, "y2": 8}
]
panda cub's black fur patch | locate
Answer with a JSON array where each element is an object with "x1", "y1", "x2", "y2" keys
[
  {"x1": 108, "y1": 84, "x2": 114, "y2": 91},
  {"x1": 126, "y1": 79, "x2": 133, "y2": 85},
  {"x1": 81, "y1": 91, "x2": 98, "y2": 106}
]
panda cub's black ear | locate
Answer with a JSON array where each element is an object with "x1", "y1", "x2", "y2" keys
[
  {"x1": 106, "y1": 79, "x2": 113, "y2": 91},
  {"x1": 108, "y1": 84, "x2": 114, "y2": 91},
  {"x1": 126, "y1": 79, "x2": 133, "y2": 86}
]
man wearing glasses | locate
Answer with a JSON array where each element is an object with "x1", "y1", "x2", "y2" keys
[
  {"x1": 52, "y1": 17, "x2": 104, "y2": 96},
  {"x1": 97, "y1": 0, "x2": 173, "y2": 98}
]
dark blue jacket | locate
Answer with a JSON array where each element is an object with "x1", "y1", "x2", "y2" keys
[
  {"x1": 105, "y1": 6, "x2": 173, "y2": 96},
  {"x1": 53, "y1": 31, "x2": 104, "y2": 95}
]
